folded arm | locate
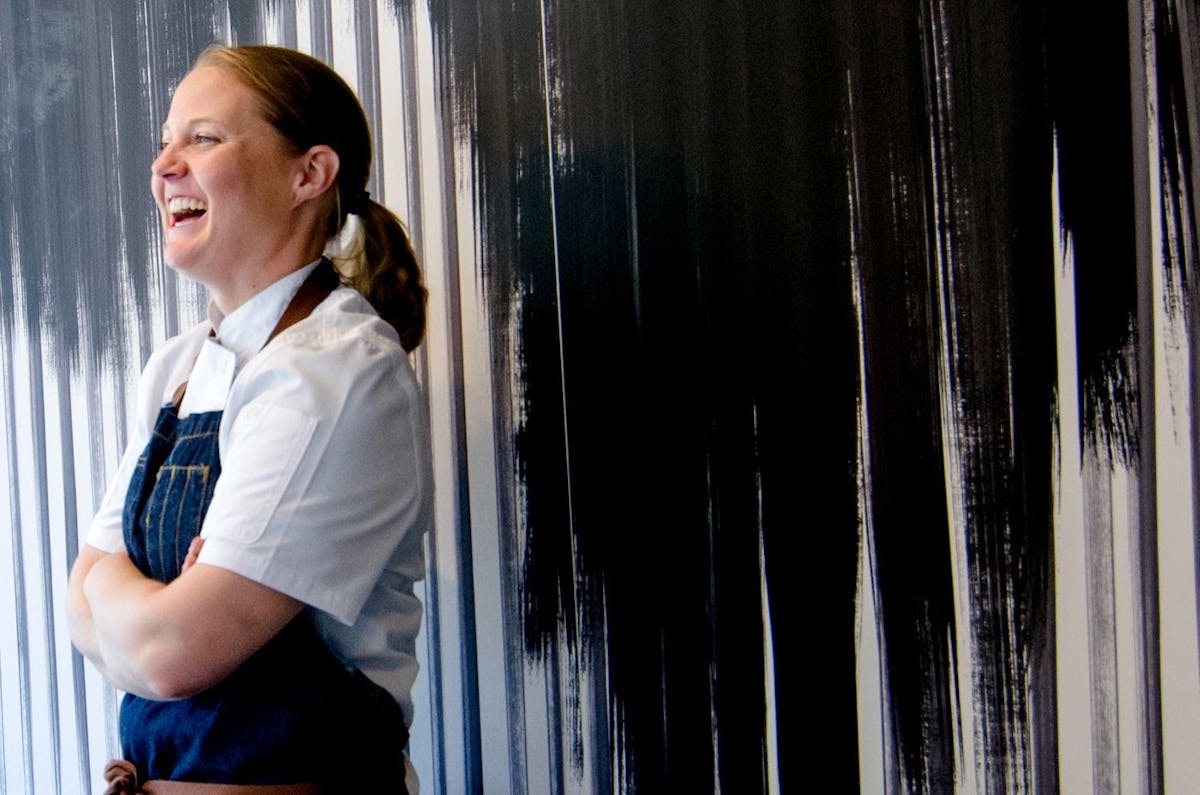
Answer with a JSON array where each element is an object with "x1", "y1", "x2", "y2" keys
[{"x1": 68, "y1": 542, "x2": 302, "y2": 700}]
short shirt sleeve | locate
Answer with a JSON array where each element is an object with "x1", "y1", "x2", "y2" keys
[
  {"x1": 85, "y1": 326, "x2": 208, "y2": 553},
  {"x1": 84, "y1": 438, "x2": 141, "y2": 554},
  {"x1": 195, "y1": 316, "x2": 428, "y2": 626}
]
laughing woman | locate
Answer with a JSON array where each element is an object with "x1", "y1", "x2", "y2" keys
[{"x1": 66, "y1": 45, "x2": 432, "y2": 794}]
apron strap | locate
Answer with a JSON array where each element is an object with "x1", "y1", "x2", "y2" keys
[
  {"x1": 105, "y1": 758, "x2": 322, "y2": 794},
  {"x1": 265, "y1": 259, "x2": 341, "y2": 346},
  {"x1": 172, "y1": 260, "x2": 341, "y2": 407}
]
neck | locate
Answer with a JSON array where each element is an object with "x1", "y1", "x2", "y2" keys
[{"x1": 209, "y1": 230, "x2": 327, "y2": 316}]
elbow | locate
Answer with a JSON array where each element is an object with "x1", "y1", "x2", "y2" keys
[
  {"x1": 140, "y1": 661, "x2": 217, "y2": 701},
  {"x1": 134, "y1": 644, "x2": 223, "y2": 701},
  {"x1": 140, "y1": 674, "x2": 193, "y2": 702}
]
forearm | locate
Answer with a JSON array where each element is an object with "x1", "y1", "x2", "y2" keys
[
  {"x1": 83, "y1": 547, "x2": 304, "y2": 700},
  {"x1": 66, "y1": 546, "x2": 105, "y2": 665},
  {"x1": 84, "y1": 552, "x2": 188, "y2": 699},
  {"x1": 67, "y1": 546, "x2": 164, "y2": 698}
]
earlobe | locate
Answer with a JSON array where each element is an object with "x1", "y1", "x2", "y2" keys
[{"x1": 293, "y1": 145, "x2": 339, "y2": 206}]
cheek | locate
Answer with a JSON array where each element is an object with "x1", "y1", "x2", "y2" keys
[{"x1": 222, "y1": 159, "x2": 283, "y2": 209}]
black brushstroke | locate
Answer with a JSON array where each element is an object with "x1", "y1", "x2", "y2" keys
[
  {"x1": 842, "y1": 0, "x2": 1059, "y2": 788},
  {"x1": 837, "y1": 2, "x2": 958, "y2": 786},
  {"x1": 738, "y1": 3, "x2": 863, "y2": 790},
  {"x1": 1048, "y1": 0, "x2": 1141, "y2": 461},
  {"x1": 936, "y1": 2, "x2": 1059, "y2": 788},
  {"x1": 430, "y1": 0, "x2": 860, "y2": 790}
]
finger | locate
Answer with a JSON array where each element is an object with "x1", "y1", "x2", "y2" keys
[{"x1": 182, "y1": 537, "x2": 205, "y2": 572}]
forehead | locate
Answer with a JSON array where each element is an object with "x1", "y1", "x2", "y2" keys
[{"x1": 163, "y1": 66, "x2": 262, "y2": 130}]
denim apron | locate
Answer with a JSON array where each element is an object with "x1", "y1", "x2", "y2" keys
[{"x1": 117, "y1": 262, "x2": 409, "y2": 792}]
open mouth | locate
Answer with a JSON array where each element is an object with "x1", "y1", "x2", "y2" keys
[{"x1": 167, "y1": 196, "x2": 207, "y2": 226}]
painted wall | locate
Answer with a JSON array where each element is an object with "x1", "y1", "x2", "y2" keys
[{"x1": 2, "y1": 0, "x2": 1199, "y2": 793}]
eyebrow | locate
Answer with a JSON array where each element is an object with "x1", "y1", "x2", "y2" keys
[{"x1": 160, "y1": 117, "x2": 226, "y2": 135}]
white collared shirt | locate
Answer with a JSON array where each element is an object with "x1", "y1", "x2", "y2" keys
[{"x1": 86, "y1": 262, "x2": 434, "y2": 731}]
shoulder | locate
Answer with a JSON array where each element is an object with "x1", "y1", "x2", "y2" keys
[
  {"x1": 136, "y1": 321, "x2": 211, "y2": 409},
  {"x1": 231, "y1": 287, "x2": 420, "y2": 418}
]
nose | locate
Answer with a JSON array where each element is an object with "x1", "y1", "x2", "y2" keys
[{"x1": 151, "y1": 140, "x2": 185, "y2": 179}]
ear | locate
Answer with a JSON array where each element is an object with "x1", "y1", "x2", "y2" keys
[{"x1": 292, "y1": 145, "x2": 340, "y2": 206}]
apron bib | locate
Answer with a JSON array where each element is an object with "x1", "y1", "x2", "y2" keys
[{"x1": 117, "y1": 262, "x2": 409, "y2": 792}]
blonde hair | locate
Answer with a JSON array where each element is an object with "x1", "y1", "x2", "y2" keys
[{"x1": 195, "y1": 44, "x2": 427, "y2": 351}]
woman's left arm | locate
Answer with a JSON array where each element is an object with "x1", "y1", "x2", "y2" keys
[{"x1": 83, "y1": 552, "x2": 303, "y2": 700}]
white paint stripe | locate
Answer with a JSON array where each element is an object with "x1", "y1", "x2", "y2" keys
[
  {"x1": 844, "y1": 67, "x2": 887, "y2": 793},
  {"x1": 1143, "y1": 0, "x2": 1200, "y2": 785},
  {"x1": 1050, "y1": 131, "x2": 1096, "y2": 795},
  {"x1": 1109, "y1": 453, "x2": 1150, "y2": 793},
  {"x1": 328, "y1": 0, "x2": 360, "y2": 97},
  {"x1": 753, "y1": 404, "x2": 781, "y2": 795},
  {"x1": 295, "y1": 0, "x2": 312, "y2": 54}
]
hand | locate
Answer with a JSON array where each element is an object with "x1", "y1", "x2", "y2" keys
[{"x1": 182, "y1": 537, "x2": 205, "y2": 573}]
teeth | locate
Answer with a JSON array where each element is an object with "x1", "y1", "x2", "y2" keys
[{"x1": 167, "y1": 197, "x2": 207, "y2": 214}]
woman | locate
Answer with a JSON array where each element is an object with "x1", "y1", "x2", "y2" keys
[{"x1": 66, "y1": 44, "x2": 433, "y2": 793}]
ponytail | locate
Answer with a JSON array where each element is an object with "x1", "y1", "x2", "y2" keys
[{"x1": 335, "y1": 200, "x2": 427, "y2": 352}]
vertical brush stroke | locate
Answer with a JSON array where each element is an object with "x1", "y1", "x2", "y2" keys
[
  {"x1": 926, "y1": 1, "x2": 1057, "y2": 789},
  {"x1": 1138, "y1": 0, "x2": 1200, "y2": 789},
  {"x1": 837, "y1": 2, "x2": 958, "y2": 787},
  {"x1": 429, "y1": 0, "x2": 860, "y2": 790},
  {"x1": 840, "y1": 0, "x2": 1058, "y2": 790}
]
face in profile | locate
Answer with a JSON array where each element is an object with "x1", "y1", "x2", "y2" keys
[{"x1": 150, "y1": 66, "x2": 307, "y2": 303}]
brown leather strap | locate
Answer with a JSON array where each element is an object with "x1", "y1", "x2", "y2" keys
[
  {"x1": 172, "y1": 260, "x2": 340, "y2": 407},
  {"x1": 105, "y1": 758, "x2": 322, "y2": 794},
  {"x1": 264, "y1": 259, "x2": 340, "y2": 346},
  {"x1": 142, "y1": 781, "x2": 322, "y2": 794}
]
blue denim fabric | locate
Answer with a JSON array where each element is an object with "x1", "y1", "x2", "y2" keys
[
  {"x1": 119, "y1": 403, "x2": 408, "y2": 791},
  {"x1": 123, "y1": 406, "x2": 222, "y2": 582}
]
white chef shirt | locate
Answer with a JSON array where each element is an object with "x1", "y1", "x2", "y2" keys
[{"x1": 85, "y1": 261, "x2": 434, "y2": 730}]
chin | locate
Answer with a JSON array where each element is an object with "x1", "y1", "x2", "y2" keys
[{"x1": 161, "y1": 247, "x2": 205, "y2": 281}]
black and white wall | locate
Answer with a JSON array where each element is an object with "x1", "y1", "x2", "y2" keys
[{"x1": 2, "y1": 1, "x2": 1199, "y2": 792}]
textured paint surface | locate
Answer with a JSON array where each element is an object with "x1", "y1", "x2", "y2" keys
[
  {"x1": 3, "y1": 0, "x2": 1200, "y2": 793},
  {"x1": 838, "y1": 2, "x2": 1059, "y2": 790},
  {"x1": 428, "y1": 0, "x2": 859, "y2": 789}
]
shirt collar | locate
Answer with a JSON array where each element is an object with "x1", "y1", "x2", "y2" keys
[{"x1": 207, "y1": 259, "x2": 324, "y2": 361}]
